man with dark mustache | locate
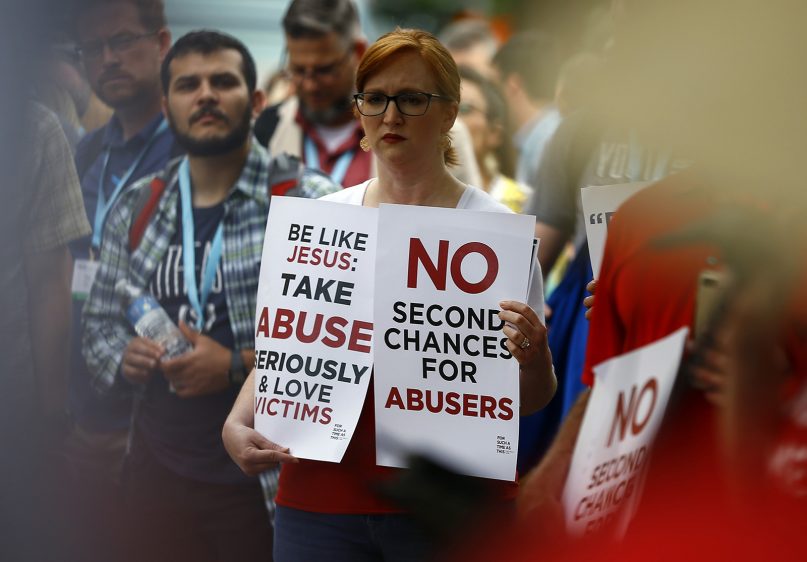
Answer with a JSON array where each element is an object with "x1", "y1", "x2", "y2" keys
[
  {"x1": 66, "y1": 2, "x2": 178, "y2": 559},
  {"x1": 82, "y1": 30, "x2": 338, "y2": 560}
]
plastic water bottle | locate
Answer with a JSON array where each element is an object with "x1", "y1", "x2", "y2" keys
[{"x1": 115, "y1": 280, "x2": 191, "y2": 359}]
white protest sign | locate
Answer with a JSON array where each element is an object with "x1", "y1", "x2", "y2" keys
[
  {"x1": 562, "y1": 327, "x2": 688, "y2": 538},
  {"x1": 373, "y1": 203, "x2": 536, "y2": 481},
  {"x1": 254, "y1": 197, "x2": 377, "y2": 462},
  {"x1": 581, "y1": 182, "x2": 649, "y2": 276}
]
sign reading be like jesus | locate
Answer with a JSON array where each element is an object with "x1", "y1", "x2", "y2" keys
[{"x1": 253, "y1": 197, "x2": 378, "y2": 462}]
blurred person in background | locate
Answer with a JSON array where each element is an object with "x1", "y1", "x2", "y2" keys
[
  {"x1": 515, "y1": 43, "x2": 688, "y2": 512},
  {"x1": 0, "y1": 88, "x2": 91, "y2": 562},
  {"x1": 516, "y1": 1, "x2": 807, "y2": 557},
  {"x1": 1, "y1": 101, "x2": 91, "y2": 562},
  {"x1": 36, "y1": 32, "x2": 114, "y2": 142},
  {"x1": 526, "y1": 52, "x2": 607, "y2": 280},
  {"x1": 440, "y1": 17, "x2": 500, "y2": 79},
  {"x1": 510, "y1": 52, "x2": 613, "y2": 475},
  {"x1": 538, "y1": 53, "x2": 607, "y2": 294},
  {"x1": 492, "y1": 31, "x2": 561, "y2": 194},
  {"x1": 458, "y1": 65, "x2": 530, "y2": 212},
  {"x1": 254, "y1": 0, "x2": 482, "y2": 188},
  {"x1": 254, "y1": 0, "x2": 371, "y2": 187},
  {"x1": 33, "y1": 39, "x2": 86, "y2": 150},
  {"x1": 65, "y1": 1, "x2": 179, "y2": 558},
  {"x1": 0, "y1": 2, "x2": 101, "y2": 559},
  {"x1": 223, "y1": 28, "x2": 556, "y2": 562}
]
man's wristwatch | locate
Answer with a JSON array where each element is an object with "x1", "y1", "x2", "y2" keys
[{"x1": 228, "y1": 350, "x2": 247, "y2": 386}]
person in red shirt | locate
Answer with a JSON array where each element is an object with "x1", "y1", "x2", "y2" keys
[
  {"x1": 224, "y1": 28, "x2": 557, "y2": 561},
  {"x1": 518, "y1": 180, "x2": 805, "y2": 556},
  {"x1": 511, "y1": 0, "x2": 807, "y2": 556}
]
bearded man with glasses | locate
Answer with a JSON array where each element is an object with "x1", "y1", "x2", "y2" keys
[
  {"x1": 254, "y1": 0, "x2": 482, "y2": 189},
  {"x1": 253, "y1": 0, "x2": 371, "y2": 188},
  {"x1": 65, "y1": 2, "x2": 181, "y2": 560}
]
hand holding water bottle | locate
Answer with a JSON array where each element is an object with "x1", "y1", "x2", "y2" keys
[
  {"x1": 122, "y1": 337, "x2": 165, "y2": 385},
  {"x1": 116, "y1": 280, "x2": 191, "y2": 385},
  {"x1": 160, "y1": 321, "x2": 232, "y2": 398}
]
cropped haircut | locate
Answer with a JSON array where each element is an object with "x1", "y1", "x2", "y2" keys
[
  {"x1": 356, "y1": 28, "x2": 459, "y2": 166},
  {"x1": 74, "y1": 0, "x2": 166, "y2": 34},
  {"x1": 492, "y1": 31, "x2": 559, "y2": 101},
  {"x1": 282, "y1": 0, "x2": 361, "y2": 43},
  {"x1": 161, "y1": 30, "x2": 257, "y2": 94}
]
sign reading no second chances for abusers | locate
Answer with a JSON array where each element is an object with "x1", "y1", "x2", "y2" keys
[
  {"x1": 373, "y1": 203, "x2": 537, "y2": 481},
  {"x1": 562, "y1": 327, "x2": 688, "y2": 538}
]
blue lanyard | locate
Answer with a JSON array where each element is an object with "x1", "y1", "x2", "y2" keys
[
  {"x1": 92, "y1": 118, "x2": 169, "y2": 251},
  {"x1": 304, "y1": 136, "x2": 353, "y2": 187},
  {"x1": 178, "y1": 158, "x2": 225, "y2": 331}
]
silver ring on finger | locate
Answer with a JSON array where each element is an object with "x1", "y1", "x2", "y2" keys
[{"x1": 520, "y1": 337, "x2": 531, "y2": 350}]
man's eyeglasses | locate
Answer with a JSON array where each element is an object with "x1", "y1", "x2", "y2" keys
[
  {"x1": 285, "y1": 50, "x2": 351, "y2": 83},
  {"x1": 78, "y1": 31, "x2": 158, "y2": 60},
  {"x1": 353, "y1": 92, "x2": 454, "y2": 117}
]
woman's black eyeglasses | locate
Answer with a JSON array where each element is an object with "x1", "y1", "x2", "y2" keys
[{"x1": 353, "y1": 92, "x2": 454, "y2": 117}]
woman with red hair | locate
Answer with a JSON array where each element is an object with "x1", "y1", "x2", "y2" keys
[{"x1": 224, "y1": 28, "x2": 556, "y2": 561}]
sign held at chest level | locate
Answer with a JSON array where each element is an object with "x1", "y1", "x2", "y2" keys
[
  {"x1": 373, "y1": 203, "x2": 537, "y2": 481},
  {"x1": 562, "y1": 327, "x2": 688, "y2": 539},
  {"x1": 254, "y1": 197, "x2": 378, "y2": 463}
]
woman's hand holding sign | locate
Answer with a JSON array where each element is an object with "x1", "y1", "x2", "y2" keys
[
  {"x1": 499, "y1": 300, "x2": 557, "y2": 415},
  {"x1": 223, "y1": 423, "x2": 298, "y2": 476},
  {"x1": 584, "y1": 279, "x2": 597, "y2": 320},
  {"x1": 223, "y1": 370, "x2": 299, "y2": 476}
]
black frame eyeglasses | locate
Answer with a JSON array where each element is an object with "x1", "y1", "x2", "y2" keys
[
  {"x1": 353, "y1": 92, "x2": 454, "y2": 117},
  {"x1": 78, "y1": 31, "x2": 159, "y2": 60},
  {"x1": 284, "y1": 49, "x2": 352, "y2": 83}
]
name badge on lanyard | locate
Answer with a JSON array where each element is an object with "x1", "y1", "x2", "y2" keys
[
  {"x1": 304, "y1": 136, "x2": 353, "y2": 187},
  {"x1": 71, "y1": 259, "x2": 100, "y2": 301},
  {"x1": 178, "y1": 158, "x2": 225, "y2": 332}
]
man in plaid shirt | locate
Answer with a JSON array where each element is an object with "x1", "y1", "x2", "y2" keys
[{"x1": 82, "y1": 30, "x2": 337, "y2": 560}]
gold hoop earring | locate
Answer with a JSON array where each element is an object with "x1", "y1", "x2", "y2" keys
[
  {"x1": 359, "y1": 136, "x2": 371, "y2": 152},
  {"x1": 439, "y1": 134, "x2": 452, "y2": 152}
]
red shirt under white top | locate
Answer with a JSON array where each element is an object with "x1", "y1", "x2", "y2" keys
[{"x1": 275, "y1": 181, "x2": 546, "y2": 513}]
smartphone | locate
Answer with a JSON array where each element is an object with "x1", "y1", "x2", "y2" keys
[{"x1": 694, "y1": 269, "x2": 728, "y2": 340}]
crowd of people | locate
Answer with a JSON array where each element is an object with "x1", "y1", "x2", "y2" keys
[{"x1": 1, "y1": 0, "x2": 805, "y2": 560}]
